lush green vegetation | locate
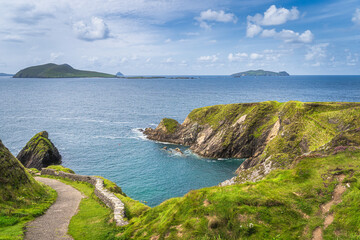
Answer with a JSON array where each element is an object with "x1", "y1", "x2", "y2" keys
[
  {"x1": 0, "y1": 140, "x2": 56, "y2": 240},
  {"x1": 161, "y1": 118, "x2": 180, "y2": 133},
  {"x1": 231, "y1": 70, "x2": 289, "y2": 77},
  {"x1": 46, "y1": 165, "x2": 75, "y2": 174},
  {"x1": 118, "y1": 149, "x2": 360, "y2": 239},
  {"x1": 41, "y1": 173, "x2": 148, "y2": 240},
  {"x1": 13, "y1": 63, "x2": 116, "y2": 78}
]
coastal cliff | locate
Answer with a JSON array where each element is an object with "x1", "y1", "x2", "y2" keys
[
  {"x1": 17, "y1": 131, "x2": 62, "y2": 170},
  {"x1": 144, "y1": 101, "x2": 360, "y2": 182}
]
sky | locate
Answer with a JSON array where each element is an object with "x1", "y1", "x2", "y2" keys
[{"x1": 0, "y1": 0, "x2": 359, "y2": 75}]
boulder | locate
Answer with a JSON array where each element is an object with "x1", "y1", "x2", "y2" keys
[{"x1": 17, "y1": 131, "x2": 61, "y2": 170}]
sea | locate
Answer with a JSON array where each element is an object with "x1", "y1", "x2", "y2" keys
[{"x1": 1, "y1": 75, "x2": 360, "y2": 206}]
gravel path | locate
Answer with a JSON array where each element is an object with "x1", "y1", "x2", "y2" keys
[{"x1": 25, "y1": 177, "x2": 83, "y2": 240}]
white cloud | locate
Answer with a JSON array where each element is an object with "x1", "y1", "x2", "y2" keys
[
  {"x1": 346, "y1": 52, "x2": 359, "y2": 66},
  {"x1": 228, "y1": 53, "x2": 248, "y2": 62},
  {"x1": 197, "y1": 9, "x2": 236, "y2": 23},
  {"x1": 196, "y1": 9, "x2": 236, "y2": 29},
  {"x1": 50, "y1": 52, "x2": 64, "y2": 61},
  {"x1": 73, "y1": 17, "x2": 110, "y2": 41},
  {"x1": 245, "y1": 5, "x2": 311, "y2": 43},
  {"x1": 164, "y1": 57, "x2": 175, "y2": 63},
  {"x1": 305, "y1": 43, "x2": 329, "y2": 61},
  {"x1": 246, "y1": 23, "x2": 262, "y2": 37},
  {"x1": 262, "y1": 29, "x2": 314, "y2": 43},
  {"x1": 2, "y1": 35, "x2": 23, "y2": 42},
  {"x1": 352, "y1": 9, "x2": 360, "y2": 25},
  {"x1": 197, "y1": 55, "x2": 218, "y2": 62},
  {"x1": 250, "y1": 53, "x2": 263, "y2": 60},
  {"x1": 260, "y1": 5, "x2": 299, "y2": 26}
]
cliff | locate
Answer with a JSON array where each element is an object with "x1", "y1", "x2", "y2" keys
[
  {"x1": 13, "y1": 63, "x2": 116, "y2": 78},
  {"x1": 144, "y1": 101, "x2": 360, "y2": 182},
  {"x1": 231, "y1": 69, "x2": 289, "y2": 77},
  {"x1": 17, "y1": 131, "x2": 62, "y2": 170}
]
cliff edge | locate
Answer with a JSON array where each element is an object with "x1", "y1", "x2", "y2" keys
[{"x1": 144, "y1": 101, "x2": 360, "y2": 182}]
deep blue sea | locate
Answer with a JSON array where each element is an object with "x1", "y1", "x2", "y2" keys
[{"x1": 1, "y1": 75, "x2": 360, "y2": 206}]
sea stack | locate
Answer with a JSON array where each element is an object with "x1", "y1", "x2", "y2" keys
[{"x1": 17, "y1": 131, "x2": 62, "y2": 170}]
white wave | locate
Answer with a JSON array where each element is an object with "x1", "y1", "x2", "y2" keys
[
  {"x1": 131, "y1": 128, "x2": 148, "y2": 140},
  {"x1": 92, "y1": 135, "x2": 127, "y2": 140}
]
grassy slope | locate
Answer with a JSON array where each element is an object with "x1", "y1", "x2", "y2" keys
[
  {"x1": 0, "y1": 141, "x2": 56, "y2": 240},
  {"x1": 13, "y1": 63, "x2": 116, "y2": 78},
  {"x1": 119, "y1": 149, "x2": 360, "y2": 240},
  {"x1": 41, "y1": 170, "x2": 148, "y2": 240}
]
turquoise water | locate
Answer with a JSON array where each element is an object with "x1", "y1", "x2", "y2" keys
[{"x1": 1, "y1": 75, "x2": 360, "y2": 206}]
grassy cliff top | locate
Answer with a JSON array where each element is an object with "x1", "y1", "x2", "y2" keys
[
  {"x1": 119, "y1": 149, "x2": 360, "y2": 239},
  {"x1": 13, "y1": 63, "x2": 116, "y2": 78},
  {"x1": 231, "y1": 69, "x2": 289, "y2": 77}
]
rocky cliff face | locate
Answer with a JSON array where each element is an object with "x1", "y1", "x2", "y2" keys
[
  {"x1": 144, "y1": 101, "x2": 360, "y2": 182},
  {"x1": 17, "y1": 131, "x2": 62, "y2": 170}
]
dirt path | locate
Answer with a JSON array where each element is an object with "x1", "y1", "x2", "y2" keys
[
  {"x1": 312, "y1": 174, "x2": 346, "y2": 240},
  {"x1": 25, "y1": 177, "x2": 83, "y2": 240}
]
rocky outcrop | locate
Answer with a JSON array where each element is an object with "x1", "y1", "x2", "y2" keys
[
  {"x1": 17, "y1": 131, "x2": 62, "y2": 170},
  {"x1": 144, "y1": 101, "x2": 360, "y2": 182}
]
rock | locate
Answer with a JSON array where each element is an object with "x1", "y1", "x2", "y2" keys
[
  {"x1": 162, "y1": 146, "x2": 168, "y2": 150},
  {"x1": 17, "y1": 131, "x2": 62, "y2": 170},
  {"x1": 174, "y1": 148, "x2": 183, "y2": 154},
  {"x1": 116, "y1": 72, "x2": 124, "y2": 77}
]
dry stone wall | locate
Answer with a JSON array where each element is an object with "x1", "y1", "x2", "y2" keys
[{"x1": 40, "y1": 168, "x2": 128, "y2": 226}]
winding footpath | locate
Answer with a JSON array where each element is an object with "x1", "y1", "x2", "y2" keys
[
  {"x1": 312, "y1": 174, "x2": 347, "y2": 240},
  {"x1": 25, "y1": 177, "x2": 83, "y2": 240}
]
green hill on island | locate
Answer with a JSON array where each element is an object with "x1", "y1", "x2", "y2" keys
[
  {"x1": 13, "y1": 63, "x2": 116, "y2": 78},
  {"x1": 232, "y1": 69, "x2": 289, "y2": 77}
]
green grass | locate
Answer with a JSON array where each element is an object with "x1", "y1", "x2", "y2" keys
[
  {"x1": 162, "y1": 118, "x2": 180, "y2": 133},
  {"x1": 41, "y1": 176, "x2": 119, "y2": 240},
  {"x1": 46, "y1": 165, "x2": 75, "y2": 174},
  {"x1": 0, "y1": 140, "x2": 57, "y2": 239},
  {"x1": 117, "y1": 150, "x2": 360, "y2": 239}
]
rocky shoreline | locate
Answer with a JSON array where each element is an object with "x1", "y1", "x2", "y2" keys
[{"x1": 144, "y1": 101, "x2": 360, "y2": 183}]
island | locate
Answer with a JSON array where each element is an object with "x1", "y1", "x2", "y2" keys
[
  {"x1": 116, "y1": 72, "x2": 124, "y2": 77},
  {"x1": 13, "y1": 63, "x2": 116, "y2": 78},
  {"x1": 0, "y1": 73, "x2": 13, "y2": 76},
  {"x1": 231, "y1": 69, "x2": 289, "y2": 77}
]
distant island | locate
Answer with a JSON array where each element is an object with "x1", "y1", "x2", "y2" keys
[
  {"x1": 231, "y1": 69, "x2": 290, "y2": 77},
  {"x1": 0, "y1": 73, "x2": 13, "y2": 76},
  {"x1": 116, "y1": 72, "x2": 124, "y2": 77},
  {"x1": 13, "y1": 63, "x2": 116, "y2": 78}
]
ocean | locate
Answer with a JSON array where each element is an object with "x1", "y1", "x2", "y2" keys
[{"x1": 1, "y1": 75, "x2": 359, "y2": 206}]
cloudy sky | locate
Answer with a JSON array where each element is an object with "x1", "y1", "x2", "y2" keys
[{"x1": 1, "y1": 0, "x2": 359, "y2": 75}]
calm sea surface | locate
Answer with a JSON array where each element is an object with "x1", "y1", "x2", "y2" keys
[{"x1": 1, "y1": 75, "x2": 360, "y2": 206}]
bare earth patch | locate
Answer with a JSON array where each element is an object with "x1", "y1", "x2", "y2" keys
[{"x1": 312, "y1": 174, "x2": 347, "y2": 240}]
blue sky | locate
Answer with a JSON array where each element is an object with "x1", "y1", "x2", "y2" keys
[{"x1": 0, "y1": 0, "x2": 359, "y2": 75}]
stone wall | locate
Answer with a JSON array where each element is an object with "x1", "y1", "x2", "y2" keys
[{"x1": 41, "y1": 168, "x2": 128, "y2": 226}]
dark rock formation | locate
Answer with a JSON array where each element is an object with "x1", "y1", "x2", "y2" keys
[
  {"x1": 17, "y1": 131, "x2": 62, "y2": 170},
  {"x1": 144, "y1": 101, "x2": 360, "y2": 181}
]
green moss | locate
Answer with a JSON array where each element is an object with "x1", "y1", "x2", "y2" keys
[
  {"x1": 46, "y1": 165, "x2": 75, "y2": 174},
  {"x1": 162, "y1": 118, "x2": 179, "y2": 133}
]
